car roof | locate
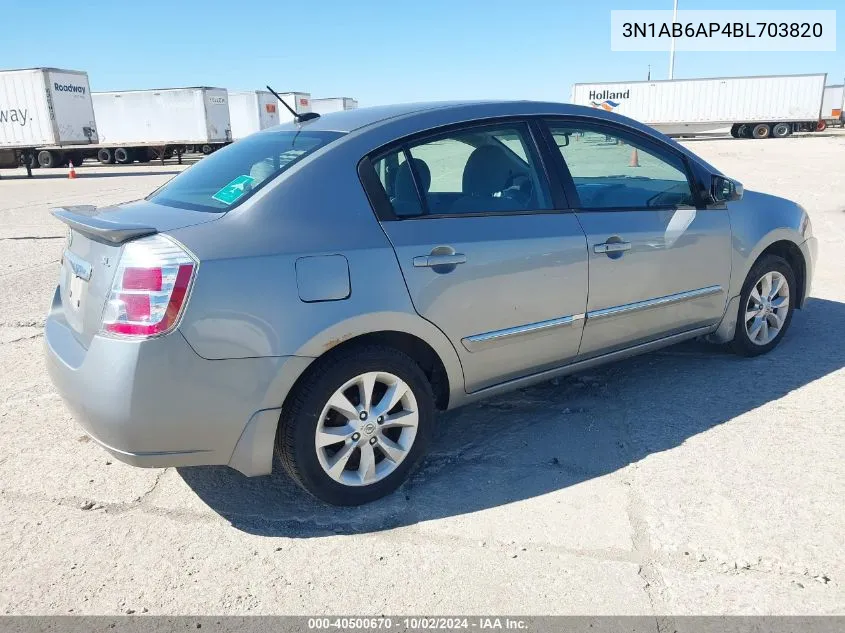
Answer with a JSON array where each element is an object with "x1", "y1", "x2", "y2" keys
[
  {"x1": 261, "y1": 100, "x2": 724, "y2": 176},
  {"x1": 267, "y1": 100, "x2": 615, "y2": 133}
]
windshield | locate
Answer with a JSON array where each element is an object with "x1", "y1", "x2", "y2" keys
[{"x1": 147, "y1": 130, "x2": 344, "y2": 212}]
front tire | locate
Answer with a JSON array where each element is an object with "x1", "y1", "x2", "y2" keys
[
  {"x1": 731, "y1": 255, "x2": 796, "y2": 356},
  {"x1": 277, "y1": 345, "x2": 435, "y2": 505}
]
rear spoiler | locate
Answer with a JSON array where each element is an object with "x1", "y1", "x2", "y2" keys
[{"x1": 52, "y1": 206, "x2": 157, "y2": 245}]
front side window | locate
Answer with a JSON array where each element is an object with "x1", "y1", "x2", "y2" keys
[
  {"x1": 371, "y1": 123, "x2": 551, "y2": 217},
  {"x1": 148, "y1": 130, "x2": 343, "y2": 212},
  {"x1": 547, "y1": 124, "x2": 695, "y2": 209}
]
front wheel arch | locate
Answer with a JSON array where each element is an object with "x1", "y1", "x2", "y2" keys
[{"x1": 708, "y1": 238, "x2": 807, "y2": 344}]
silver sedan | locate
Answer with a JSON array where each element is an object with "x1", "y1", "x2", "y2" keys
[{"x1": 45, "y1": 101, "x2": 817, "y2": 505}]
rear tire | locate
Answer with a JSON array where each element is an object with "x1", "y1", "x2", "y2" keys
[
  {"x1": 752, "y1": 124, "x2": 771, "y2": 139},
  {"x1": 731, "y1": 255, "x2": 796, "y2": 357},
  {"x1": 276, "y1": 345, "x2": 435, "y2": 505},
  {"x1": 729, "y1": 124, "x2": 739, "y2": 138},
  {"x1": 37, "y1": 150, "x2": 59, "y2": 168},
  {"x1": 114, "y1": 147, "x2": 132, "y2": 164},
  {"x1": 772, "y1": 122, "x2": 791, "y2": 138},
  {"x1": 97, "y1": 148, "x2": 115, "y2": 164},
  {"x1": 816, "y1": 120, "x2": 827, "y2": 132}
]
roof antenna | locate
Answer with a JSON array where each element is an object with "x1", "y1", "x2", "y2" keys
[{"x1": 266, "y1": 85, "x2": 320, "y2": 123}]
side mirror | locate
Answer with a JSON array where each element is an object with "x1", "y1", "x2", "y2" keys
[
  {"x1": 555, "y1": 133, "x2": 570, "y2": 148},
  {"x1": 711, "y1": 175, "x2": 743, "y2": 203}
]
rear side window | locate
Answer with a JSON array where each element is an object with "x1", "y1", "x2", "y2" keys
[
  {"x1": 547, "y1": 124, "x2": 695, "y2": 209},
  {"x1": 371, "y1": 123, "x2": 551, "y2": 217},
  {"x1": 148, "y1": 130, "x2": 343, "y2": 212}
]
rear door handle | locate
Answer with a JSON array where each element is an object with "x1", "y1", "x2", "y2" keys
[
  {"x1": 594, "y1": 241, "x2": 631, "y2": 254},
  {"x1": 413, "y1": 253, "x2": 467, "y2": 267}
]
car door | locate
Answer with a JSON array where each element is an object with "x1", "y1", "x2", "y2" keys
[
  {"x1": 541, "y1": 119, "x2": 732, "y2": 359},
  {"x1": 364, "y1": 120, "x2": 589, "y2": 392}
]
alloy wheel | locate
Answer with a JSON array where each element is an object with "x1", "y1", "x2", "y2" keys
[
  {"x1": 314, "y1": 371, "x2": 419, "y2": 486},
  {"x1": 744, "y1": 271, "x2": 790, "y2": 346}
]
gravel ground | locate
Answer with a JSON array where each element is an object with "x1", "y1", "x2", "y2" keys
[{"x1": 0, "y1": 135, "x2": 843, "y2": 616}]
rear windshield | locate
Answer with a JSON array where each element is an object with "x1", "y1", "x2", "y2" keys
[{"x1": 147, "y1": 130, "x2": 344, "y2": 212}]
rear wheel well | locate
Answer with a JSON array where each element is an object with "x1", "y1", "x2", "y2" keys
[
  {"x1": 758, "y1": 240, "x2": 806, "y2": 307},
  {"x1": 287, "y1": 331, "x2": 451, "y2": 412}
]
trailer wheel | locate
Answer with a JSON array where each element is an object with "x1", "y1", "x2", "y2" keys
[
  {"x1": 772, "y1": 123, "x2": 791, "y2": 138},
  {"x1": 114, "y1": 147, "x2": 132, "y2": 164},
  {"x1": 201, "y1": 144, "x2": 213, "y2": 155},
  {"x1": 729, "y1": 124, "x2": 740, "y2": 138},
  {"x1": 816, "y1": 120, "x2": 827, "y2": 132},
  {"x1": 97, "y1": 148, "x2": 115, "y2": 164},
  {"x1": 752, "y1": 124, "x2": 771, "y2": 139},
  {"x1": 37, "y1": 150, "x2": 61, "y2": 168}
]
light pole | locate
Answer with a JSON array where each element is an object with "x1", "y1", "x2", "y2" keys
[{"x1": 668, "y1": 0, "x2": 679, "y2": 79}]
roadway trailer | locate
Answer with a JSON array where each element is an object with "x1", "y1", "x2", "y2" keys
[
  {"x1": 820, "y1": 84, "x2": 844, "y2": 128},
  {"x1": 570, "y1": 74, "x2": 827, "y2": 139},
  {"x1": 311, "y1": 97, "x2": 359, "y2": 114},
  {"x1": 0, "y1": 67, "x2": 97, "y2": 176},
  {"x1": 229, "y1": 90, "x2": 280, "y2": 140},
  {"x1": 88, "y1": 87, "x2": 232, "y2": 164}
]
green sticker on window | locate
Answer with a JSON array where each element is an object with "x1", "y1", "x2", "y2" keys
[{"x1": 212, "y1": 175, "x2": 256, "y2": 205}]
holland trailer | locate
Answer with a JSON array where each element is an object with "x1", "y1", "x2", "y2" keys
[
  {"x1": 571, "y1": 73, "x2": 827, "y2": 139},
  {"x1": 0, "y1": 67, "x2": 98, "y2": 177}
]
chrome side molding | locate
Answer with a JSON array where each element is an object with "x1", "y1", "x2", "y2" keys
[
  {"x1": 461, "y1": 285, "x2": 723, "y2": 353},
  {"x1": 462, "y1": 313, "x2": 585, "y2": 352},
  {"x1": 586, "y1": 285, "x2": 723, "y2": 321}
]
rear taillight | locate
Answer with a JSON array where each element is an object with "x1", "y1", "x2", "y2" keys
[{"x1": 101, "y1": 235, "x2": 197, "y2": 338}]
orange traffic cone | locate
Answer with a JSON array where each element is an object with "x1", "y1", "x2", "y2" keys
[
  {"x1": 629, "y1": 148, "x2": 640, "y2": 168},
  {"x1": 68, "y1": 161, "x2": 77, "y2": 179}
]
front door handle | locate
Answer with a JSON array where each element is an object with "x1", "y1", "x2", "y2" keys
[
  {"x1": 594, "y1": 241, "x2": 631, "y2": 254},
  {"x1": 413, "y1": 253, "x2": 467, "y2": 267}
]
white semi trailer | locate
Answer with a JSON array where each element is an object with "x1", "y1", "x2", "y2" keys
[
  {"x1": 820, "y1": 84, "x2": 844, "y2": 128},
  {"x1": 571, "y1": 74, "x2": 827, "y2": 139},
  {"x1": 90, "y1": 87, "x2": 232, "y2": 164},
  {"x1": 311, "y1": 97, "x2": 359, "y2": 114},
  {"x1": 0, "y1": 67, "x2": 97, "y2": 175},
  {"x1": 229, "y1": 90, "x2": 280, "y2": 139},
  {"x1": 274, "y1": 92, "x2": 312, "y2": 124}
]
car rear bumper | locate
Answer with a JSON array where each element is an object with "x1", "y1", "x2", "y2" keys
[{"x1": 44, "y1": 287, "x2": 312, "y2": 474}]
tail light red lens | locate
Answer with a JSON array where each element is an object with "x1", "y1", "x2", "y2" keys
[{"x1": 101, "y1": 235, "x2": 197, "y2": 338}]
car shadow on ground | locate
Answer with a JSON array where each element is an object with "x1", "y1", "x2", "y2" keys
[{"x1": 178, "y1": 297, "x2": 845, "y2": 537}]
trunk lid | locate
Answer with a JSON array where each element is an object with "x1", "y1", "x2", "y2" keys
[{"x1": 52, "y1": 200, "x2": 219, "y2": 347}]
